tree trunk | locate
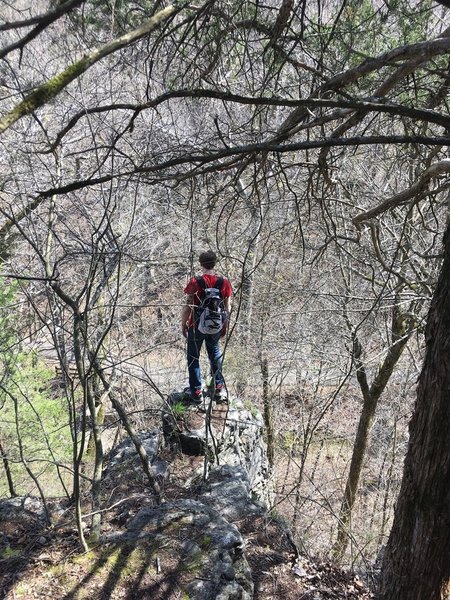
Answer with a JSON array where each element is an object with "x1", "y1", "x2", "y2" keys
[
  {"x1": 261, "y1": 356, "x2": 274, "y2": 467},
  {"x1": 234, "y1": 178, "x2": 263, "y2": 394},
  {"x1": 333, "y1": 310, "x2": 412, "y2": 561},
  {"x1": 379, "y1": 222, "x2": 450, "y2": 600},
  {"x1": 0, "y1": 439, "x2": 16, "y2": 497},
  {"x1": 73, "y1": 314, "x2": 104, "y2": 543}
]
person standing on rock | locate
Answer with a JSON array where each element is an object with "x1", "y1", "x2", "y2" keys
[{"x1": 181, "y1": 250, "x2": 232, "y2": 404}]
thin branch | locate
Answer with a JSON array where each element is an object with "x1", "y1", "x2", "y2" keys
[{"x1": 0, "y1": 272, "x2": 57, "y2": 282}]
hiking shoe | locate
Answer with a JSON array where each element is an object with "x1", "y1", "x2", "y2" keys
[
  {"x1": 213, "y1": 384, "x2": 228, "y2": 403},
  {"x1": 189, "y1": 389, "x2": 203, "y2": 405}
]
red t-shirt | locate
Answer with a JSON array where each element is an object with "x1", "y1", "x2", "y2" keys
[{"x1": 184, "y1": 274, "x2": 232, "y2": 327}]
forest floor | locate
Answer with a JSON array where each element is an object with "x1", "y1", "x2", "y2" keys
[
  {"x1": 0, "y1": 502, "x2": 374, "y2": 599},
  {"x1": 0, "y1": 466, "x2": 375, "y2": 599}
]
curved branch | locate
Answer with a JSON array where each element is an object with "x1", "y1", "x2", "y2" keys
[
  {"x1": 45, "y1": 90, "x2": 450, "y2": 152},
  {"x1": 0, "y1": 0, "x2": 84, "y2": 31},
  {"x1": 0, "y1": 0, "x2": 86, "y2": 59},
  {"x1": 317, "y1": 52, "x2": 436, "y2": 167},
  {"x1": 353, "y1": 160, "x2": 450, "y2": 226},
  {"x1": 1, "y1": 135, "x2": 449, "y2": 242},
  {"x1": 276, "y1": 35, "x2": 450, "y2": 139},
  {"x1": 36, "y1": 136, "x2": 450, "y2": 197}
]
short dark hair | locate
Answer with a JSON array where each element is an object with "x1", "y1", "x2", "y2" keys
[{"x1": 199, "y1": 250, "x2": 217, "y2": 269}]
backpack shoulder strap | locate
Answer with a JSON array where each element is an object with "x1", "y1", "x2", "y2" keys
[
  {"x1": 195, "y1": 275, "x2": 206, "y2": 291},
  {"x1": 215, "y1": 276, "x2": 224, "y2": 291}
]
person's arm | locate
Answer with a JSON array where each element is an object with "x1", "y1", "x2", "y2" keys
[
  {"x1": 221, "y1": 295, "x2": 232, "y2": 337},
  {"x1": 223, "y1": 278, "x2": 232, "y2": 316},
  {"x1": 181, "y1": 294, "x2": 194, "y2": 337}
]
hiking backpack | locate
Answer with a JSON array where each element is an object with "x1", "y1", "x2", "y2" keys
[{"x1": 195, "y1": 276, "x2": 226, "y2": 335}]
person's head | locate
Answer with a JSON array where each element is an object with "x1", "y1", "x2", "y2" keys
[{"x1": 199, "y1": 250, "x2": 217, "y2": 270}]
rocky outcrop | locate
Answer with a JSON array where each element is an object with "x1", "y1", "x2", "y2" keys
[
  {"x1": 101, "y1": 394, "x2": 275, "y2": 599},
  {"x1": 0, "y1": 396, "x2": 276, "y2": 600},
  {"x1": 206, "y1": 399, "x2": 274, "y2": 510},
  {"x1": 121, "y1": 499, "x2": 253, "y2": 600},
  {"x1": 162, "y1": 394, "x2": 273, "y2": 510}
]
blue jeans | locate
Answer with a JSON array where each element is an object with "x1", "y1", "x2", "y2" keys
[{"x1": 187, "y1": 327, "x2": 224, "y2": 393}]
